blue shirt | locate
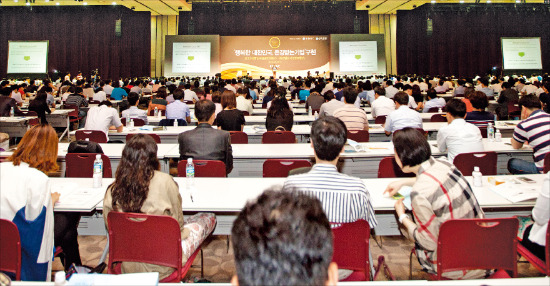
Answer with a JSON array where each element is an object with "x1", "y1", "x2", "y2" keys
[
  {"x1": 298, "y1": 89, "x2": 310, "y2": 101},
  {"x1": 166, "y1": 100, "x2": 191, "y2": 120},
  {"x1": 110, "y1": 88, "x2": 127, "y2": 100},
  {"x1": 249, "y1": 89, "x2": 257, "y2": 100}
]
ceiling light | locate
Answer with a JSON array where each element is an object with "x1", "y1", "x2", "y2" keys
[
  {"x1": 83, "y1": 2, "x2": 87, "y2": 4},
  {"x1": 26, "y1": 2, "x2": 30, "y2": 5},
  {"x1": 460, "y1": 0, "x2": 465, "y2": 3},
  {"x1": 487, "y1": 0, "x2": 491, "y2": 3},
  {"x1": 112, "y1": 1, "x2": 116, "y2": 5},
  {"x1": 14, "y1": 0, "x2": 19, "y2": 2},
  {"x1": 56, "y1": 2, "x2": 60, "y2": 5},
  {"x1": 45, "y1": 0, "x2": 49, "y2": 2},
  {"x1": 431, "y1": 0, "x2": 436, "y2": 3}
]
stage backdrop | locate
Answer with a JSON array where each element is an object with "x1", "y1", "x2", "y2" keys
[
  {"x1": 396, "y1": 4, "x2": 550, "y2": 77},
  {"x1": 0, "y1": 6, "x2": 150, "y2": 80},
  {"x1": 178, "y1": 2, "x2": 368, "y2": 36}
]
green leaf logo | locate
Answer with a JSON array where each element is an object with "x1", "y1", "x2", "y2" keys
[
  {"x1": 355, "y1": 55, "x2": 361, "y2": 60},
  {"x1": 188, "y1": 56, "x2": 194, "y2": 61},
  {"x1": 518, "y1": 52, "x2": 525, "y2": 57},
  {"x1": 24, "y1": 56, "x2": 30, "y2": 61}
]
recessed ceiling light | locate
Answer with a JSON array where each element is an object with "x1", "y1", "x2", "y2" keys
[
  {"x1": 112, "y1": 1, "x2": 116, "y2": 5},
  {"x1": 83, "y1": 2, "x2": 87, "y2": 5},
  {"x1": 516, "y1": 0, "x2": 521, "y2": 2},
  {"x1": 26, "y1": 2, "x2": 30, "y2": 5},
  {"x1": 431, "y1": 0, "x2": 436, "y2": 3},
  {"x1": 460, "y1": 0, "x2": 465, "y2": 3},
  {"x1": 487, "y1": 0, "x2": 491, "y2": 3},
  {"x1": 56, "y1": 2, "x2": 60, "y2": 5},
  {"x1": 14, "y1": 0, "x2": 19, "y2": 3}
]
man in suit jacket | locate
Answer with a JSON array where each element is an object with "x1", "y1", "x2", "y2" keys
[{"x1": 178, "y1": 99, "x2": 233, "y2": 174}]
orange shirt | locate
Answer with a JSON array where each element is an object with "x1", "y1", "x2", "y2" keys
[{"x1": 462, "y1": 98, "x2": 473, "y2": 113}]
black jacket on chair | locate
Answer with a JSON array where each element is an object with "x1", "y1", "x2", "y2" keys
[{"x1": 178, "y1": 123, "x2": 233, "y2": 174}]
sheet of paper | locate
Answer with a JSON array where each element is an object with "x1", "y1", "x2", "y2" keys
[
  {"x1": 489, "y1": 182, "x2": 539, "y2": 203},
  {"x1": 392, "y1": 186, "x2": 412, "y2": 210},
  {"x1": 52, "y1": 182, "x2": 107, "y2": 211}
]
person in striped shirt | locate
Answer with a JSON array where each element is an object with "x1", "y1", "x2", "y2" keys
[
  {"x1": 333, "y1": 87, "x2": 369, "y2": 131},
  {"x1": 283, "y1": 116, "x2": 377, "y2": 279},
  {"x1": 508, "y1": 94, "x2": 550, "y2": 174}
]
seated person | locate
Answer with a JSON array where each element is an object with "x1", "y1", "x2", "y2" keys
[
  {"x1": 333, "y1": 87, "x2": 369, "y2": 131},
  {"x1": 434, "y1": 80, "x2": 448, "y2": 93},
  {"x1": 65, "y1": 87, "x2": 89, "y2": 128},
  {"x1": 84, "y1": 101, "x2": 123, "y2": 141},
  {"x1": 384, "y1": 128, "x2": 486, "y2": 279},
  {"x1": 371, "y1": 86, "x2": 395, "y2": 118},
  {"x1": 231, "y1": 188, "x2": 338, "y2": 286},
  {"x1": 0, "y1": 87, "x2": 22, "y2": 116},
  {"x1": 147, "y1": 86, "x2": 168, "y2": 115},
  {"x1": 1, "y1": 124, "x2": 81, "y2": 281},
  {"x1": 475, "y1": 78, "x2": 494, "y2": 98},
  {"x1": 121, "y1": 92, "x2": 148, "y2": 124},
  {"x1": 179, "y1": 100, "x2": 233, "y2": 175},
  {"x1": 284, "y1": 116, "x2": 377, "y2": 279},
  {"x1": 508, "y1": 94, "x2": 550, "y2": 174},
  {"x1": 236, "y1": 88, "x2": 254, "y2": 115},
  {"x1": 298, "y1": 81, "x2": 311, "y2": 102},
  {"x1": 216, "y1": 90, "x2": 245, "y2": 132},
  {"x1": 403, "y1": 84, "x2": 418, "y2": 110},
  {"x1": 495, "y1": 82, "x2": 519, "y2": 120},
  {"x1": 422, "y1": 89, "x2": 446, "y2": 112},
  {"x1": 165, "y1": 89, "x2": 191, "y2": 124},
  {"x1": 437, "y1": 99, "x2": 484, "y2": 162},
  {"x1": 29, "y1": 91, "x2": 53, "y2": 124},
  {"x1": 520, "y1": 172, "x2": 549, "y2": 261},
  {"x1": 110, "y1": 80, "x2": 128, "y2": 101},
  {"x1": 265, "y1": 96, "x2": 293, "y2": 131},
  {"x1": 384, "y1": 92, "x2": 423, "y2": 135},
  {"x1": 319, "y1": 90, "x2": 344, "y2": 118},
  {"x1": 465, "y1": 91, "x2": 495, "y2": 128},
  {"x1": 305, "y1": 91, "x2": 325, "y2": 111},
  {"x1": 103, "y1": 134, "x2": 216, "y2": 280}
]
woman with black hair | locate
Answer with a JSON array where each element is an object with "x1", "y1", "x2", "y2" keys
[
  {"x1": 28, "y1": 91, "x2": 52, "y2": 124},
  {"x1": 265, "y1": 96, "x2": 293, "y2": 131}
]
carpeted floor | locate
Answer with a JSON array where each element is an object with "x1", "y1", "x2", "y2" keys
[{"x1": 52, "y1": 234, "x2": 545, "y2": 282}]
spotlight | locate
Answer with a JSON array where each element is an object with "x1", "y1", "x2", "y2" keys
[
  {"x1": 26, "y1": 2, "x2": 30, "y2": 5},
  {"x1": 460, "y1": 0, "x2": 464, "y2": 3},
  {"x1": 516, "y1": 0, "x2": 521, "y2": 3},
  {"x1": 56, "y1": 2, "x2": 60, "y2": 5},
  {"x1": 487, "y1": 0, "x2": 491, "y2": 3},
  {"x1": 112, "y1": 1, "x2": 116, "y2": 5},
  {"x1": 83, "y1": 2, "x2": 87, "y2": 5},
  {"x1": 431, "y1": 0, "x2": 436, "y2": 3}
]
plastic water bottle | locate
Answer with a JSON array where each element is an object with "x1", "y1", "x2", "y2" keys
[
  {"x1": 308, "y1": 106, "x2": 312, "y2": 116},
  {"x1": 438, "y1": 107, "x2": 442, "y2": 113},
  {"x1": 54, "y1": 271, "x2": 66, "y2": 286},
  {"x1": 128, "y1": 118, "x2": 134, "y2": 128},
  {"x1": 10, "y1": 106, "x2": 15, "y2": 117},
  {"x1": 186, "y1": 158, "x2": 195, "y2": 202},
  {"x1": 154, "y1": 106, "x2": 158, "y2": 117},
  {"x1": 472, "y1": 166, "x2": 483, "y2": 187},
  {"x1": 173, "y1": 118, "x2": 178, "y2": 127},
  {"x1": 495, "y1": 129, "x2": 502, "y2": 142},
  {"x1": 487, "y1": 122, "x2": 495, "y2": 142},
  {"x1": 93, "y1": 154, "x2": 103, "y2": 188},
  {"x1": 125, "y1": 113, "x2": 130, "y2": 125}
]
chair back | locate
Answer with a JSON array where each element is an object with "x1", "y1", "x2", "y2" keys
[
  {"x1": 427, "y1": 107, "x2": 445, "y2": 113},
  {"x1": 508, "y1": 101, "x2": 521, "y2": 116},
  {"x1": 107, "y1": 212, "x2": 182, "y2": 277},
  {"x1": 121, "y1": 118, "x2": 146, "y2": 127},
  {"x1": 177, "y1": 160, "x2": 226, "y2": 177},
  {"x1": 331, "y1": 220, "x2": 371, "y2": 281},
  {"x1": 19, "y1": 110, "x2": 38, "y2": 117},
  {"x1": 158, "y1": 119, "x2": 187, "y2": 127},
  {"x1": 89, "y1": 100, "x2": 101, "y2": 104},
  {"x1": 347, "y1": 130, "x2": 370, "y2": 142},
  {"x1": 65, "y1": 153, "x2": 112, "y2": 178},
  {"x1": 262, "y1": 131, "x2": 296, "y2": 144},
  {"x1": 229, "y1": 131, "x2": 248, "y2": 144},
  {"x1": 478, "y1": 126, "x2": 488, "y2": 138},
  {"x1": 453, "y1": 151, "x2": 497, "y2": 176},
  {"x1": 430, "y1": 114, "x2": 447, "y2": 122},
  {"x1": 242, "y1": 111, "x2": 250, "y2": 116},
  {"x1": 374, "y1": 115, "x2": 386, "y2": 125},
  {"x1": 262, "y1": 159, "x2": 312, "y2": 177},
  {"x1": 378, "y1": 157, "x2": 416, "y2": 178},
  {"x1": 0, "y1": 219, "x2": 21, "y2": 280},
  {"x1": 543, "y1": 152, "x2": 550, "y2": 173},
  {"x1": 126, "y1": 133, "x2": 161, "y2": 144},
  {"x1": 437, "y1": 218, "x2": 518, "y2": 280},
  {"x1": 75, "y1": 130, "x2": 108, "y2": 143}
]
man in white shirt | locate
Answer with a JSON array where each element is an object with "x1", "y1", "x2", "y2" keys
[
  {"x1": 236, "y1": 88, "x2": 254, "y2": 115},
  {"x1": 102, "y1": 80, "x2": 114, "y2": 95},
  {"x1": 319, "y1": 91, "x2": 344, "y2": 118},
  {"x1": 403, "y1": 84, "x2": 418, "y2": 109},
  {"x1": 521, "y1": 82, "x2": 539, "y2": 95},
  {"x1": 130, "y1": 80, "x2": 142, "y2": 95},
  {"x1": 434, "y1": 80, "x2": 448, "y2": 93},
  {"x1": 121, "y1": 92, "x2": 148, "y2": 124},
  {"x1": 384, "y1": 92, "x2": 423, "y2": 135},
  {"x1": 321, "y1": 79, "x2": 334, "y2": 95},
  {"x1": 423, "y1": 89, "x2": 446, "y2": 112},
  {"x1": 384, "y1": 80, "x2": 399, "y2": 99},
  {"x1": 84, "y1": 101, "x2": 123, "y2": 140},
  {"x1": 419, "y1": 78, "x2": 429, "y2": 92},
  {"x1": 371, "y1": 87, "x2": 395, "y2": 119},
  {"x1": 183, "y1": 83, "x2": 199, "y2": 103},
  {"x1": 437, "y1": 99, "x2": 484, "y2": 162}
]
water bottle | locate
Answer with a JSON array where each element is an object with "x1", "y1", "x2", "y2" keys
[
  {"x1": 10, "y1": 106, "x2": 15, "y2": 117},
  {"x1": 154, "y1": 106, "x2": 158, "y2": 117},
  {"x1": 487, "y1": 122, "x2": 495, "y2": 142},
  {"x1": 308, "y1": 106, "x2": 312, "y2": 116},
  {"x1": 173, "y1": 118, "x2": 178, "y2": 127},
  {"x1": 495, "y1": 129, "x2": 502, "y2": 142},
  {"x1": 128, "y1": 118, "x2": 134, "y2": 128},
  {"x1": 93, "y1": 154, "x2": 103, "y2": 188},
  {"x1": 472, "y1": 166, "x2": 483, "y2": 187},
  {"x1": 438, "y1": 107, "x2": 442, "y2": 113},
  {"x1": 186, "y1": 158, "x2": 196, "y2": 201},
  {"x1": 125, "y1": 113, "x2": 130, "y2": 126}
]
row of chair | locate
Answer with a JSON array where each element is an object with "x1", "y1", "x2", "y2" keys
[{"x1": 2, "y1": 215, "x2": 548, "y2": 282}]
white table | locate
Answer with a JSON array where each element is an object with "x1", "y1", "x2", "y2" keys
[
  {"x1": 0, "y1": 116, "x2": 32, "y2": 137},
  {"x1": 59, "y1": 174, "x2": 543, "y2": 236},
  {"x1": 46, "y1": 109, "x2": 71, "y2": 141}
]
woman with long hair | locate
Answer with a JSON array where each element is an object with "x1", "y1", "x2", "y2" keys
[
  {"x1": 215, "y1": 90, "x2": 245, "y2": 131},
  {"x1": 1, "y1": 124, "x2": 82, "y2": 281},
  {"x1": 103, "y1": 134, "x2": 216, "y2": 280},
  {"x1": 147, "y1": 86, "x2": 168, "y2": 115},
  {"x1": 411, "y1": 84, "x2": 424, "y2": 111},
  {"x1": 266, "y1": 96, "x2": 294, "y2": 131},
  {"x1": 29, "y1": 91, "x2": 53, "y2": 124}
]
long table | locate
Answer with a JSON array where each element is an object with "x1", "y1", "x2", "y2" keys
[{"x1": 59, "y1": 173, "x2": 544, "y2": 236}]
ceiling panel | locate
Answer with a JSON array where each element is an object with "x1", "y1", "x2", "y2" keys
[{"x1": 0, "y1": 0, "x2": 546, "y2": 15}]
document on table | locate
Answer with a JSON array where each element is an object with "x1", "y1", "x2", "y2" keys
[
  {"x1": 51, "y1": 182, "x2": 107, "y2": 211},
  {"x1": 489, "y1": 181, "x2": 539, "y2": 203},
  {"x1": 67, "y1": 272, "x2": 159, "y2": 285}
]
